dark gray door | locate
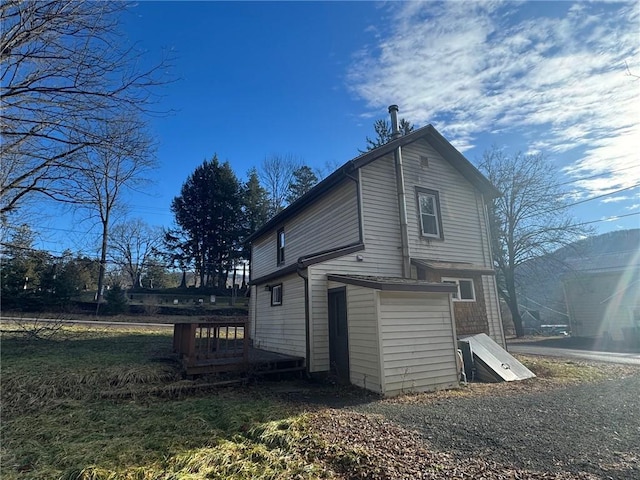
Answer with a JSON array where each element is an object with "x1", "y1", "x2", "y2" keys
[{"x1": 328, "y1": 287, "x2": 349, "y2": 383}]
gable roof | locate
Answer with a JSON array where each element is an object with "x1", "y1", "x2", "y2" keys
[{"x1": 247, "y1": 124, "x2": 500, "y2": 243}]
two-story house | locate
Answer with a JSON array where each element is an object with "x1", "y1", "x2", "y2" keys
[{"x1": 247, "y1": 106, "x2": 505, "y2": 396}]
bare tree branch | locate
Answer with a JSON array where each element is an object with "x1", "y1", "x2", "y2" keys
[
  {"x1": 0, "y1": 0, "x2": 172, "y2": 214},
  {"x1": 108, "y1": 219, "x2": 164, "y2": 288},
  {"x1": 60, "y1": 115, "x2": 156, "y2": 304},
  {"x1": 259, "y1": 154, "x2": 300, "y2": 216},
  {"x1": 479, "y1": 148, "x2": 593, "y2": 337}
]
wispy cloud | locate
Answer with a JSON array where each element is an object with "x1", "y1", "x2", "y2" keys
[
  {"x1": 347, "y1": 1, "x2": 640, "y2": 199},
  {"x1": 602, "y1": 196, "x2": 631, "y2": 204}
]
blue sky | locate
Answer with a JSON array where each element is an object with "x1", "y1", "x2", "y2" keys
[{"x1": 35, "y1": 1, "x2": 639, "y2": 255}]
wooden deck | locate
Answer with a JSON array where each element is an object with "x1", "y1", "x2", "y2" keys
[{"x1": 173, "y1": 320, "x2": 304, "y2": 376}]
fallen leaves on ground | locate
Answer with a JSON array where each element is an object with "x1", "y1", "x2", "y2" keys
[{"x1": 306, "y1": 409, "x2": 601, "y2": 480}]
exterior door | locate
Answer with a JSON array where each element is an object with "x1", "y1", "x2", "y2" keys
[{"x1": 328, "y1": 287, "x2": 350, "y2": 383}]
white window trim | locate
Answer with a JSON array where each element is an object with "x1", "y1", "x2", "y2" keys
[
  {"x1": 416, "y1": 188, "x2": 443, "y2": 239},
  {"x1": 442, "y1": 277, "x2": 476, "y2": 302}
]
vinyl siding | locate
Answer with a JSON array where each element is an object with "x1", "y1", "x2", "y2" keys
[
  {"x1": 308, "y1": 256, "x2": 364, "y2": 372},
  {"x1": 251, "y1": 180, "x2": 359, "y2": 280},
  {"x1": 307, "y1": 242, "x2": 408, "y2": 373},
  {"x1": 379, "y1": 292, "x2": 458, "y2": 396},
  {"x1": 249, "y1": 285, "x2": 257, "y2": 340},
  {"x1": 376, "y1": 139, "x2": 504, "y2": 346},
  {"x1": 402, "y1": 139, "x2": 488, "y2": 264},
  {"x1": 345, "y1": 285, "x2": 381, "y2": 393},
  {"x1": 252, "y1": 273, "x2": 306, "y2": 357},
  {"x1": 359, "y1": 155, "x2": 403, "y2": 277}
]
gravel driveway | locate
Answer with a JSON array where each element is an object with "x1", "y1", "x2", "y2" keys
[{"x1": 351, "y1": 375, "x2": 640, "y2": 479}]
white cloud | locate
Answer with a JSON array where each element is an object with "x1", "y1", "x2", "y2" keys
[
  {"x1": 602, "y1": 196, "x2": 631, "y2": 203},
  {"x1": 348, "y1": 1, "x2": 640, "y2": 199}
]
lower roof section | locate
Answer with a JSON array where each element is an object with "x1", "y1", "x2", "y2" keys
[
  {"x1": 412, "y1": 258, "x2": 495, "y2": 276},
  {"x1": 327, "y1": 274, "x2": 457, "y2": 293}
]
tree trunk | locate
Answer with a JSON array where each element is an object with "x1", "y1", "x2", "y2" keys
[
  {"x1": 232, "y1": 266, "x2": 237, "y2": 289},
  {"x1": 241, "y1": 262, "x2": 247, "y2": 289},
  {"x1": 95, "y1": 219, "x2": 109, "y2": 313},
  {"x1": 504, "y1": 273, "x2": 524, "y2": 337},
  {"x1": 508, "y1": 297, "x2": 525, "y2": 337},
  {"x1": 180, "y1": 270, "x2": 187, "y2": 288}
]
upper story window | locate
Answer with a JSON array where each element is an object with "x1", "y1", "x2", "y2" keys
[
  {"x1": 416, "y1": 187, "x2": 443, "y2": 239},
  {"x1": 277, "y1": 228, "x2": 285, "y2": 265},
  {"x1": 442, "y1": 277, "x2": 475, "y2": 302}
]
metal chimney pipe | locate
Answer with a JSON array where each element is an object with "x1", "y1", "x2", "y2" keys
[
  {"x1": 388, "y1": 104, "x2": 411, "y2": 277},
  {"x1": 388, "y1": 104, "x2": 401, "y2": 140}
]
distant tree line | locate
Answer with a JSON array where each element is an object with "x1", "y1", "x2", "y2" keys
[
  {"x1": 0, "y1": 222, "x2": 180, "y2": 311},
  {"x1": 1, "y1": 225, "x2": 100, "y2": 308}
]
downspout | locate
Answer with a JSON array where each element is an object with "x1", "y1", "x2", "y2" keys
[
  {"x1": 297, "y1": 264, "x2": 311, "y2": 377},
  {"x1": 344, "y1": 163, "x2": 364, "y2": 244},
  {"x1": 248, "y1": 243, "x2": 255, "y2": 343},
  {"x1": 389, "y1": 105, "x2": 411, "y2": 278}
]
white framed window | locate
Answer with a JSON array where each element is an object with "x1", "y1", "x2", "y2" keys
[
  {"x1": 271, "y1": 283, "x2": 283, "y2": 306},
  {"x1": 416, "y1": 188, "x2": 443, "y2": 239},
  {"x1": 442, "y1": 277, "x2": 475, "y2": 302}
]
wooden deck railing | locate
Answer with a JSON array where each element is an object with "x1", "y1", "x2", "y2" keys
[{"x1": 173, "y1": 319, "x2": 249, "y2": 375}]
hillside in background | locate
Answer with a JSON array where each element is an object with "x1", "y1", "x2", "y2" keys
[{"x1": 516, "y1": 229, "x2": 639, "y2": 328}]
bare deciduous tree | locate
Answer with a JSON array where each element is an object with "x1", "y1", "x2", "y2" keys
[
  {"x1": 479, "y1": 148, "x2": 592, "y2": 337},
  {"x1": 62, "y1": 116, "x2": 156, "y2": 304},
  {"x1": 259, "y1": 154, "x2": 300, "y2": 216},
  {"x1": 0, "y1": 0, "x2": 169, "y2": 215},
  {"x1": 108, "y1": 219, "x2": 164, "y2": 289}
]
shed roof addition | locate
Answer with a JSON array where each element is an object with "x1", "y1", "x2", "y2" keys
[
  {"x1": 327, "y1": 274, "x2": 457, "y2": 293},
  {"x1": 412, "y1": 258, "x2": 495, "y2": 276}
]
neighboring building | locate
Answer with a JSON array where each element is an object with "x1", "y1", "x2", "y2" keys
[
  {"x1": 247, "y1": 106, "x2": 505, "y2": 396},
  {"x1": 563, "y1": 251, "x2": 640, "y2": 343}
]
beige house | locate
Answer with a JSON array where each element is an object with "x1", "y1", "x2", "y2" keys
[
  {"x1": 247, "y1": 107, "x2": 505, "y2": 396},
  {"x1": 563, "y1": 251, "x2": 640, "y2": 343}
]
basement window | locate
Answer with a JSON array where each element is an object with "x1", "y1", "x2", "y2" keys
[
  {"x1": 442, "y1": 277, "x2": 475, "y2": 302},
  {"x1": 271, "y1": 284, "x2": 283, "y2": 306}
]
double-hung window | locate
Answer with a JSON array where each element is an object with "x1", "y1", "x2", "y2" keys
[
  {"x1": 442, "y1": 277, "x2": 475, "y2": 302},
  {"x1": 416, "y1": 188, "x2": 443, "y2": 239},
  {"x1": 277, "y1": 228, "x2": 285, "y2": 265}
]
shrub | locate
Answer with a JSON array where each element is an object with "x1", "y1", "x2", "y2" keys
[{"x1": 102, "y1": 285, "x2": 129, "y2": 315}]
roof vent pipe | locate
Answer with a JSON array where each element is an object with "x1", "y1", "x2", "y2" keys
[{"x1": 389, "y1": 104, "x2": 401, "y2": 140}]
